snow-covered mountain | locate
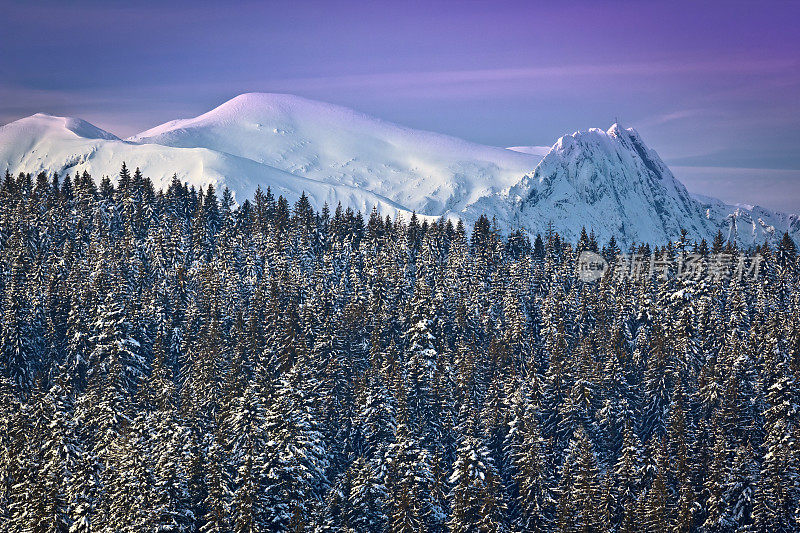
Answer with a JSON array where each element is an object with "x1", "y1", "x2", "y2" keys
[
  {"x1": 692, "y1": 193, "x2": 800, "y2": 247},
  {"x1": 483, "y1": 124, "x2": 800, "y2": 246},
  {"x1": 0, "y1": 107, "x2": 443, "y2": 220},
  {"x1": 1, "y1": 93, "x2": 797, "y2": 246},
  {"x1": 130, "y1": 93, "x2": 542, "y2": 216},
  {"x1": 484, "y1": 124, "x2": 717, "y2": 245}
]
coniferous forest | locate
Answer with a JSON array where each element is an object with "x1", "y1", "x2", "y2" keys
[{"x1": 1, "y1": 164, "x2": 799, "y2": 532}]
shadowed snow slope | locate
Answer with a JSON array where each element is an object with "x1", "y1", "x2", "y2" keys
[{"x1": 1, "y1": 94, "x2": 797, "y2": 246}]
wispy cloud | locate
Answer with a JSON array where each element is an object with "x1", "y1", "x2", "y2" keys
[
  {"x1": 10, "y1": 57, "x2": 786, "y2": 102},
  {"x1": 224, "y1": 57, "x2": 800, "y2": 96},
  {"x1": 641, "y1": 109, "x2": 707, "y2": 127}
]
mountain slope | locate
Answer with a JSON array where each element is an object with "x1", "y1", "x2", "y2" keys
[
  {"x1": 0, "y1": 113, "x2": 119, "y2": 173},
  {"x1": 130, "y1": 93, "x2": 541, "y2": 215}
]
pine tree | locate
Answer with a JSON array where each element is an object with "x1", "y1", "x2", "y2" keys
[
  {"x1": 260, "y1": 358, "x2": 329, "y2": 531},
  {"x1": 118, "y1": 162, "x2": 132, "y2": 197},
  {"x1": 345, "y1": 456, "x2": 390, "y2": 532},
  {"x1": 200, "y1": 432, "x2": 228, "y2": 533},
  {"x1": 556, "y1": 427, "x2": 603, "y2": 533},
  {"x1": 404, "y1": 278, "x2": 440, "y2": 447},
  {"x1": 39, "y1": 380, "x2": 81, "y2": 532},
  {"x1": 228, "y1": 382, "x2": 269, "y2": 533},
  {"x1": 448, "y1": 421, "x2": 506, "y2": 532},
  {"x1": 702, "y1": 421, "x2": 728, "y2": 532},
  {"x1": 776, "y1": 231, "x2": 797, "y2": 267},
  {"x1": 668, "y1": 375, "x2": 695, "y2": 533},
  {"x1": 386, "y1": 423, "x2": 441, "y2": 532},
  {"x1": 2, "y1": 250, "x2": 34, "y2": 391},
  {"x1": 641, "y1": 439, "x2": 670, "y2": 532},
  {"x1": 611, "y1": 422, "x2": 643, "y2": 532},
  {"x1": 506, "y1": 393, "x2": 551, "y2": 532},
  {"x1": 720, "y1": 443, "x2": 758, "y2": 530},
  {"x1": 753, "y1": 324, "x2": 798, "y2": 532}
]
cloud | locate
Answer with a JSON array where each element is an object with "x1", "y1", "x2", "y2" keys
[
  {"x1": 641, "y1": 109, "x2": 707, "y2": 127},
  {"x1": 9, "y1": 56, "x2": 784, "y2": 103},
  {"x1": 230, "y1": 57, "x2": 799, "y2": 97}
]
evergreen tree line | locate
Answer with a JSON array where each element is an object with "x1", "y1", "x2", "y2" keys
[{"x1": 0, "y1": 164, "x2": 799, "y2": 532}]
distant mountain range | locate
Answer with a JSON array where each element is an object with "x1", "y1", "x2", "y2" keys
[{"x1": 1, "y1": 93, "x2": 797, "y2": 246}]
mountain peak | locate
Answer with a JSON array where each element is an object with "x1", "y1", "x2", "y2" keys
[
  {"x1": 216, "y1": 92, "x2": 326, "y2": 110},
  {"x1": 607, "y1": 122, "x2": 622, "y2": 135},
  {"x1": 2, "y1": 113, "x2": 119, "y2": 141},
  {"x1": 606, "y1": 122, "x2": 629, "y2": 136},
  {"x1": 190, "y1": 92, "x2": 338, "y2": 122},
  {"x1": 507, "y1": 122, "x2": 714, "y2": 245},
  {"x1": 131, "y1": 92, "x2": 367, "y2": 142}
]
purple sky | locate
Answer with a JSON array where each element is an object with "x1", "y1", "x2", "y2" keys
[{"x1": 1, "y1": 0, "x2": 799, "y2": 211}]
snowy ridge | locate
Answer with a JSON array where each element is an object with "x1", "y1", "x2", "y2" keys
[
  {"x1": 1, "y1": 93, "x2": 798, "y2": 246},
  {"x1": 692, "y1": 193, "x2": 800, "y2": 246}
]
